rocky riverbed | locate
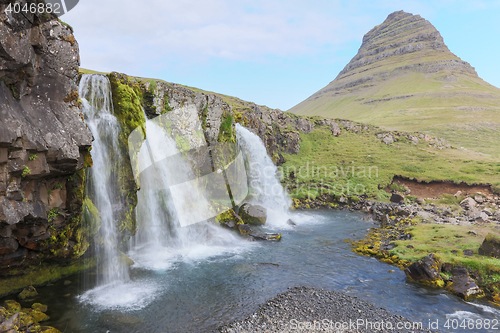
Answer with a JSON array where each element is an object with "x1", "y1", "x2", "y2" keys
[
  {"x1": 291, "y1": 191, "x2": 500, "y2": 304},
  {"x1": 217, "y1": 286, "x2": 436, "y2": 333}
]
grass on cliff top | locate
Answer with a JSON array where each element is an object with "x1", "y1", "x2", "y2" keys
[
  {"x1": 281, "y1": 126, "x2": 500, "y2": 200},
  {"x1": 390, "y1": 224, "x2": 500, "y2": 277},
  {"x1": 79, "y1": 68, "x2": 109, "y2": 75}
]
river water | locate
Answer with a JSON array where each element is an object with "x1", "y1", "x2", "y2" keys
[{"x1": 12, "y1": 210, "x2": 499, "y2": 333}]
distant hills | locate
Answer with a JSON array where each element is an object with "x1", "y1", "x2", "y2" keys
[{"x1": 289, "y1": 11, "x2": 500, "y2": 157}]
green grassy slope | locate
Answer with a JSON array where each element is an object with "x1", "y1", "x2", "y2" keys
[
  {"x1": 288, "y1": 11, "x2": 500, "y2": 157},
  {"x1": 280, "y1": 123, "x2": 500, "y2": 200}
]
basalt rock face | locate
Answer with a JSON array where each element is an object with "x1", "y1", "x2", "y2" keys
[
  {"x1": 0, "y1": 2, "x2": 93, "y2": 295},
  {"x1": 289, "y1": 10, "x2": 500, "y2": 156},
  {"x1": 117, "y1": 73, "x2": 311, "y2": 166}
]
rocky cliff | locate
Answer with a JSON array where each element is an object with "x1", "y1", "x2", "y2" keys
[
  {"x1": 0, "y1": 2, "x2": 93, "y2": 295},
  {"x1": 109, "y1": 72, "x2": 317, "y2": 166},
  {"x1": 289, "y1": 10, "x2": 500, "y2": 156}
]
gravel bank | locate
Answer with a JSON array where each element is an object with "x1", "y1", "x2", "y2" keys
[{"x1": 217, "y1": 286, "x2": 437, "y2": 333}]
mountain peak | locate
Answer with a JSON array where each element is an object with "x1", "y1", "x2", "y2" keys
[{"x1": 288, "y1": 11, "x2": 500, "y2": 156}]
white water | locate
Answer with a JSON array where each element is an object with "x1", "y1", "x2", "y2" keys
[
  {"x1": 79, "y1": 75, "x2": 159, "y2": 310},
  {"x1": 128, "y1": 113, "x2": 245, "y2": 271},
  {"x1": 79, "y1": 75, "x2": 129, "y2": 286},
  {"x1": 235, "y1": 124, "x2": 292, "y2": 227}
]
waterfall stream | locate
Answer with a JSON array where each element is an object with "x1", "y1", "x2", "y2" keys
[
  {"x1": 235, "y1": 124, "x2": 292, "y2": 227},
  {"x1": 128, "y1": 116, "x2": 242, "y2": 271},
  {"x1": 79, "y1": 74, "x2": 129, "y2": 286}
]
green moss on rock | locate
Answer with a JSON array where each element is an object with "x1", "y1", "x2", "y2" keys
[{"x1": 0, "y1": 258, "x2": 96, "y2": 297}]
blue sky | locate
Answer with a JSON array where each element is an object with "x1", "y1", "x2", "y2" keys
[{"x1": 64, "y1": 0, "x2": 500, "y2": 110}]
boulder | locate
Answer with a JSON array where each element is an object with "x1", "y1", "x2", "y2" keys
[
  {"x1": 0, "y1": 312, "x2": 19, "y2": 332},
  {"x1": 31, "y1": 303, "x2": 48, "y2": 313},
  {"x1": 237, "y1": 224, "x2": 252, "y2": 235},
  {"x1": 404, "y1": 254, "x2": 444, "y2": 287},
  {"x1": 382, "y1": 135, "x2": 394, "y2": 145},
  {"x1": 474, "y1": 195, "x2": 484, "y2": 204},
  {"x1": 478, "y1": 233, "x2": 500, "y2": 258},
  {"x1": 286, "y1": 219, "x2": 296, "y2": 226},
  {"x1": 446, "y1": 267, "x2": 483, "y2": 300},
  {"x1": 454, "y1": 191, "x2": 462, "y2": 197},
  {"x1": 223, "y1": 220, "x2": 236, "y2": 228},
  {"x1": 238, "y1": 203, "x2": 267, "y2": 225},
  {"x1": 390, "y1": 193, "x2": 404, "y2": 203},
  {"x1": 460, "y1": 197, "x2": 476, "y2": 210},
  {"x1": 18, "y1": 286, "x2": 37, "y2": 300},
  {"x1": 249, "y1": 232, "x2": 282, "y2": 242},
  {"x1": 494, "y1": 210, "x2": 500, "y2": 220},
  {"x1": 469, "y1": 211, "x2": 489, "y2": 222},
  {"x1": 331, "y1": 122, "x2": 341, "y2": 136},
  {"x1": 381, "y1": 214, "x2": 393, "y2": 228}
]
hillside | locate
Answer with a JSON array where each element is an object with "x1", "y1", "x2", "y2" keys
[
  {"x1": 81, "y1": 70, "x2": 500, "y2": 198},
  {"x1": 288, "y1": 11, "x2": 500, "y2": 157}
]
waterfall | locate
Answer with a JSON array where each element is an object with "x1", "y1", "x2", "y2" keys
[
  {"x1": 79, "y1": 74, "x2": 129, "y2": 286},
  {"x1": 235, "y1": 124, "x2": 292, "y2": 226},
  {"x1": 79, "y1": 75, "x2": 158, "y2": 311},
  {"x1": 128, "y1": 111, "x2": 242, "y2": 270}
]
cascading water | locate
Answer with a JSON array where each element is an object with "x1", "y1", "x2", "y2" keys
[
  {"x1": 79, "y1": 75, "x2": 157, "y2": 310},
  {"x1": 79, "y1": 74, "x2": 129, "y2": 286},
  {"x1": 235, "y1": 124, "x2": 292, "y2": 226},
  {"x1": 128, "y1": 111, "x2": 244, "y2": 270}
]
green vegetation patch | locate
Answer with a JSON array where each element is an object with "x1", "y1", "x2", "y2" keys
[
  {"x1": 281, "y1": 127, "x2": 500, "y2": 200},
  {"x1": 391, "y1": 224, "x2": 500, "y2": 276}
]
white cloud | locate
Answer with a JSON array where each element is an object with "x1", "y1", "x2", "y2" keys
[{"x1": 63, "y1": 0, "x2": 367, "y2": 72}]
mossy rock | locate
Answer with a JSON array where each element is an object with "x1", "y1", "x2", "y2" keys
[
  {"x1": 239, "y1": 203, "x2": 267, "y2": 225},
  {"x1": 40, "y1": 328, "x2": 62, "y2": 333},
  {"x1": 4, "y1": 300, "x2": 21, "y2": 312},
  {"x1": 404, "y1": 253, "x2": 444, "y2": 287},
  {"x1": 215, "y1": 209, "x2": 243, "y2": 225},
  {"x1": 31, "y1": 303, "x2": 48, "y2": 313},
  {"x1": 238, "y1": 224, "x2": 252, "y2": 235},
  {"x1": 18, "y1": 285, "x2": 38, "y2": 300},
  {"x1": 478, "y1": 233, "x2": 500, "y2": 258}
]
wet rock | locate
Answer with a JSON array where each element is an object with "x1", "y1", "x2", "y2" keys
[
  {"x1": 381, "y1": 214, "x2": 393, "y2": 227},
  {"x1": 238, "y1": 203, "x2": 267, "y2": 225},
  {"x1": 446, "y1": 267, "x2": 483, "y2": 300},
  {"x1": 478, "y1": 233, "x2": 500, "y2": 258},
  {"x1": 0, "y1": 238, "x2": 19, "y2": 255},
  {"x1": 223, "y1": 220, "x2": 236, "y2": 228},
  {"x1": 0, "y1": 312, "x2": 19, "y2": 332},
  {"x1": 4, "y1": 300, "x2": 21, "y2": 313},
  {"x1": 286, "y1": 219, "x2": 296, "y2": 226},
  {"x1": 31, "y1": 303, "x2": 48, "y2": 313},
  {"x1": 18, "y1": 286, "x2": 37, "y2": 300},
  {"x1": 237, "y1": 224, "x2": 252, "y2": 235},
  {"x1": 390, "y1": 193, "x2": 405, "y2": 203},
  {"x1": 249, "y1": 233, "x2": 282, "y2": 241},
  {"x1": 460, "y1": 197, "x2": 476, "y2": 210},
  {"x1": 404, "y1": 254, "x2": 443, "y2": 287}
]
